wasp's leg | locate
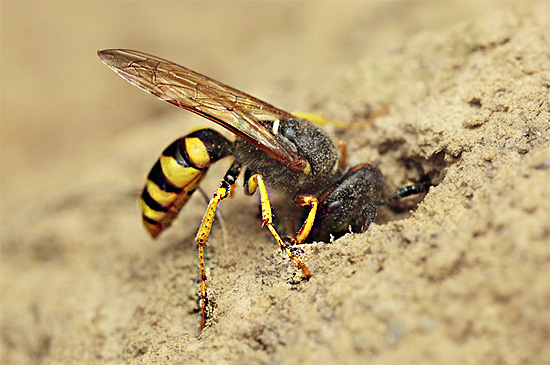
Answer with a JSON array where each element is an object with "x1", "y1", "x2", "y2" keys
[
  {"x1": 195, "y1": 161, "x2": 241, "y2": 330},
  {"x1": 292, "y1": 106, "x2": 388, "y2": 130},
  {"x1": 294, "y1": 193, "x2": 376, "y2": 244},
  {"x1": 245, "y1": 171, "x2": 311, "y2": 278},
  {"x1": 336, "y1": 139, "x2": 348, "y2": 171},
  {"x1": 291, "y1": 111, "x2": 352, "y2": 129},
  {"x1": 292, "y1": 194, "x2": 319, "y2": 244},
  {"x1": 360, "y1": 203, "x2": 378, "y2": 233},
  {"x1": 378, "y1": 182, "x2": 431, "y2": 206}
]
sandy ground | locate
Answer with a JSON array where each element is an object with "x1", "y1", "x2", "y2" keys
[{"x1": 1, "y1": 2, "x2": 549, "y2": 364}]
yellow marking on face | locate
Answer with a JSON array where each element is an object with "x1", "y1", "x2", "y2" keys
[
  {"x1": 160, "y1": 155, "x2": 203, "y2": 188},
  {"x1": 185, "y1": 137, "x2": 211, "y2": 169}
]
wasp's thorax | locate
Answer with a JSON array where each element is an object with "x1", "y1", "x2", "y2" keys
[{"x1": 234, "y1": 118, "x2": 339, "y2": 197}]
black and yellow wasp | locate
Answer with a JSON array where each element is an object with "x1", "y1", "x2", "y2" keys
[{"x1": 98, "y1": 49, "x2": 428, "y2": 329}]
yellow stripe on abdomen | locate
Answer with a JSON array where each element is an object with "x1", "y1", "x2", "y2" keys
[
  {"x1": 140, "y1": 128, "x2": 233, "y2": 238},
  {"x1": 185, "y1": 137, "x2": 211, "y2": 169},
  {"x1": 145, "y1": 180, "x2": 177, "y2": 207},
  {"x1": 160, "y1": 154, "x2": 204, "y2": 188}
]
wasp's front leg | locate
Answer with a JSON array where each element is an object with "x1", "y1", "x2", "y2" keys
[
  {"x1": 289, "y1": 194, "x2": 319, "y2": 244},
  {"x1": 244, "y1": 170, "x2": 311, "y2": 278}
]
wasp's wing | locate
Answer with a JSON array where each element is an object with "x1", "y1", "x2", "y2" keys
[{"x1": 98, "y1": 49, "x2": 307, "y2": 172}]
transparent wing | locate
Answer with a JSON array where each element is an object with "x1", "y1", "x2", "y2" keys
[{"x1": 98, "y1": 49, "x2": 307, "y2": 172}]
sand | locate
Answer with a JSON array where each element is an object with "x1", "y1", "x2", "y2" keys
[{"x1": 1, "y1": 3, "x2": 549, "y2": 364}]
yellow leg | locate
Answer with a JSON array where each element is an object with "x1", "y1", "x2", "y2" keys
[
  {"x1": 292, "y1": 107, "x2": 388, "y2": 130},
  {"x1": 336, "y1": 139, "x2": 348, "y2": 170},
  {"x1": 248, "y1": 174, "x2": 311, "y2": 278},
  {"x1": 293, "y1": 194, "x2": 319, "y2": 244},
  {"x1": 195, "y1": 180, "x2": 231, "y2": 330}
]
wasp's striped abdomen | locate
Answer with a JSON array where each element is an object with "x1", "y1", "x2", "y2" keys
[{"x1": 140, "y1": 128, "x2": 233, "y2": 238}]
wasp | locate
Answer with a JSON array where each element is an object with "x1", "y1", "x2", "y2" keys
[{"x1": 98, "y1": 49, "x2": 429, "y2": 330}]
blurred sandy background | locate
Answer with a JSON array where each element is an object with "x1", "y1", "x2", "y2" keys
[
  {"x1": 1, "y1": 2, "x2": 549, "y2": 364},
  {"x1": 1, "y1": 1, "x2": 501, "y2": 211}
]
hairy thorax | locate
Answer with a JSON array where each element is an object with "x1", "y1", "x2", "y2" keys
[{"x1": 234, "y1": 119, "x2": 339, "y2": 197}]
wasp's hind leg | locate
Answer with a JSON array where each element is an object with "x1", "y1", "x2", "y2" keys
[
  {"x1": 195, "y1": 160, "x2": 241, "y2": 330},
  {"x1": 244, "y1": 169, "x2": 311, "y2": 278},
  {"x1": 291, "y1": 106, "x2": 388, "y2": 131}
]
